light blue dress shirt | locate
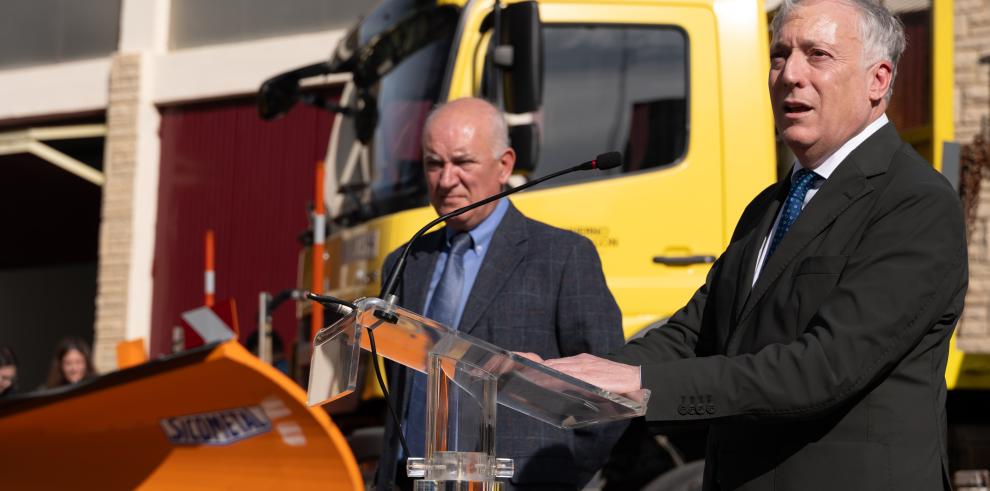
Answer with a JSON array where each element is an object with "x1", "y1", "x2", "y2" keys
[{"x1": 422, "y1": 198, "x2": 510, "y2": 329}]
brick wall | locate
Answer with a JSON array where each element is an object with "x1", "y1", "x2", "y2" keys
[
  {"x1": 956, "y1": 0, "x2": 989, "y2": 142},
  {"x1": 92, "y1": 53, "x2": 141, "y2": 372},
  {"x1": 962, "y1": 183, "x2": 990, "y2": 352},
  {"x1": 956, "y1": 0, "x2": 990, "y2": 351}
]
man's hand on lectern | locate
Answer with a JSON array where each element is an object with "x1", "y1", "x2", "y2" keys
[{"x1": 544, "y1": 353, "x2": 642, "y2": 395}]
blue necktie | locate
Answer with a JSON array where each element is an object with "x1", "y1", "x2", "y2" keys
[
  {"x1": 767, "y1": 169, "x2": 819, "y2": 259},
  {"x1": 406, "y1": 232, "x2": 473, "y2": 457}
]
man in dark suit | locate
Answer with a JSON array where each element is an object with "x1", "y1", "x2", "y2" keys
[
  {"x1": 376, "y1": 97, "x2": 624, "y2": 490},
  {"x1": 546, "y1": 1, "x2": 967, "y2": 489}
]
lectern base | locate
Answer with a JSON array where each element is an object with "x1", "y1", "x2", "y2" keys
[
  {"x1": 407, "y1": 452, "x2": 513, "y2": 491},
  {"x1": 413, "y1": 480, "x2": 503, "y2": 491}
]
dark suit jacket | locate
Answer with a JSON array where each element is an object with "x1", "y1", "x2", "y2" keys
[
  {"x1": 376, "y1": 202, "x2": 625, "y2": 490},
  {"x1": 610, "y1": 123, "x2": 968, "y2": 490}
]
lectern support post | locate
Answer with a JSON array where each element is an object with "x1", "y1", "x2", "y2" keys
[{"x1": 405, "y1": 352, "x2": 511, "y2": 490}]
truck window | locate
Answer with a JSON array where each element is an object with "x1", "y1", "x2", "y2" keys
[
  {"x1": 533, "y1": 25, "x2": 688, "y2": 186},
  {"x1": 366, "y1": 33, "x2": 454, "y2": 215}
]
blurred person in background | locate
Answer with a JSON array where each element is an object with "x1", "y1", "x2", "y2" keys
[
  {"x1": 46, "y1": 337, "x2": 97, "y2": 389},
  {"x1": 0, "y1": 345, "x2": 18, "y2": 398}
]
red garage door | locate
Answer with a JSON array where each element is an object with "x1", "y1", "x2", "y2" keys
[{"x1": 152, "y1": 95, "x2": 336, "y2": 359}]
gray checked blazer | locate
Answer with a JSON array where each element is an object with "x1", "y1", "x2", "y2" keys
[{"x1": 375, "y1": 201, "x2": 625, "y2": 490}]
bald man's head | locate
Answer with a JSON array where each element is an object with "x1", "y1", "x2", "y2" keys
[
  {"x1": 421, "y1": 98, "x2": 516, "y2": 231},
  {"x1": 422, "y1": 98, "x2": 510, "y2": 159}
]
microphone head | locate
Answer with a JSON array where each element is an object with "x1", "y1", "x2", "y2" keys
[{"x1": 594, "y1": 151, "x2": 622, "y2": 170}]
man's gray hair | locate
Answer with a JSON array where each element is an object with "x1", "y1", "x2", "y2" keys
[
  {"x1": 422, "y1": 97, "x2": 510, "y2": 159},
  {"x1": 771, "y1": 0, "x2": 906, "y2": 102}
]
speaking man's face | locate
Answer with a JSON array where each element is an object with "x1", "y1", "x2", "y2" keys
[
  {"x1": 769, "y1": 0, "x2": 884, "y2": 167},
  {"x1": 422, "y1": 102, "x2": 514, "y2": 232}
]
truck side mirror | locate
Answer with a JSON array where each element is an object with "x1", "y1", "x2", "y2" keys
[
  {"x1": 498, "y1": 1, "x2": 542, "y2": 114},
  {"x1": 495, "y1": 1, "x2": 543, "y2": 173},
  {"x1": 258, "y1": 73, "x2": 303, "y2": 120},
  {"x1": 257, "y1": 61, "x2": 337, "y2": 120}
]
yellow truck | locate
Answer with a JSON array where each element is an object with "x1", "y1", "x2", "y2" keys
[{"x1": 260, "y1": 0, "x2": 977, "y2": 486}]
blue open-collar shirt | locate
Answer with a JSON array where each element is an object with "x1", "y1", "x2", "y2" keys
[{"x1": 422, "y1": 198, "x2": 510, "y2": 329}]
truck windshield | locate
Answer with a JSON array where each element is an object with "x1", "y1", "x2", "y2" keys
[
  {"x1": 370, "y1": 33, "x2": 452, "y2": 215},
  {"x1": 332, "y1": 32, "x2": 453, "y2": 220}
]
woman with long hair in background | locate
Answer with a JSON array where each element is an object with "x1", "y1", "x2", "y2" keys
[{"x1": 46, "y1": 337, "x2": 96, "y2": 389}]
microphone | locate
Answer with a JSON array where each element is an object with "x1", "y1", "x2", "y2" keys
[
  {"x1": 375, "y1": 151, "x2": 622, "y2": 322},
  {"x1": 576, "y1": 151, "x2": 622, "y2": 171}
]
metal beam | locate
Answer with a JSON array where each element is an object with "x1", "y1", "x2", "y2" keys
[
  {"x1": 0, "y1": 125, "x2": 106, "y2": 186},
  {"x1": 26, "y1": 140, "x2": 105, "y2": 186},
  {"x1": 28, "y1": 124, "x2": 106, "y2": 141},
  {"x1": 0, "y1": 131, "x2": 30, "y2": 155}
]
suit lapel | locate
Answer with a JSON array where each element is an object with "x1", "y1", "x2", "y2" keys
[
  {"x1": 459, "y1": 204, "x2": 528, "y2": 335},
  {"x1": 729, "y1": 122, "x2": 902, "y2": 351},
  {"x1": 732, "y1": 182, "x2": 788, "y2": 323},
  {"x1": 739, "y1": 170, "x2": 870, "y2": 322}
]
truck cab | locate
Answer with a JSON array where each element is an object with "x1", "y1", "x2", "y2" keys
[{"x1": 290, "y1": 0, "x2": 778, "y2": 338}]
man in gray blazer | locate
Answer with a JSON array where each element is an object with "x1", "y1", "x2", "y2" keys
[
  {"x1": 375, "y1": 97, "x2": 624, "y2": 490},
  {"x1": 548, "y1": 1, "x2": 967, "y2": 489}
]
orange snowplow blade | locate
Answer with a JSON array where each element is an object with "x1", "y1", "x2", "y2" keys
[{"x1": 0, "y1": 341, "x2": 362, "y2": 490}]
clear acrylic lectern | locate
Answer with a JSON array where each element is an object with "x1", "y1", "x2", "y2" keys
[{"x1": 308, "y1": 297, "x2": 649, "y2": 490}]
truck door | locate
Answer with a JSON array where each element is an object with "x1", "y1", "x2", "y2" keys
[{"x1": 453, "y1": 3, "x2": 728, "y2": 336}]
